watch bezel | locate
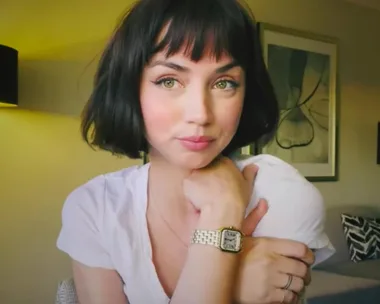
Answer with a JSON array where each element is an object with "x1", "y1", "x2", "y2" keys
[{"x1": 219, "y1": 227, "x2": 243, "y2": 253}]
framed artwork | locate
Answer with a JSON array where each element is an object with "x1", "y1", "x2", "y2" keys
[{"x1": 254, "y1": 23, "x2": 339, "y2": 182}]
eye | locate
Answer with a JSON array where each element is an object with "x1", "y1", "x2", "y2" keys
[
  {"x1": 214, "y1": 79, "x2": 239, "y2": 90},
  {"x1": 153, "y1": 77, "x2": 179, "y2": 89}
]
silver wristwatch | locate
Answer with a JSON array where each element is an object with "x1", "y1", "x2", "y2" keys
[{"x1": 191, "y1": 226, "x2": 244, "y2": 253}]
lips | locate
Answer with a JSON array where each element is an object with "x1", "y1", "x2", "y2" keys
[
  {"x1": 179, "y1": 136, "x2": 214, "y2": 142},
  {"x1": 177, "y1": 136, "x2": 215, "y2": 151}
]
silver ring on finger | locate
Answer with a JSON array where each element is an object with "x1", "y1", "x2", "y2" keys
[{"x1": 283, "y1": 274, "x2": 293, "y2": 290}]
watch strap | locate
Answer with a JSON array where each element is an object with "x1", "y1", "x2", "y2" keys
[{"x1": 191, "y1": 229, "x2": 221, "y2": 248}]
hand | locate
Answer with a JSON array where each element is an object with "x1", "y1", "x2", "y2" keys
[
  {"x1": 183, "y1": 157, "x2": 258, "y2": 213},
  {"x1": 234, "y1": 210, "x2": 315, "y2": 304}
]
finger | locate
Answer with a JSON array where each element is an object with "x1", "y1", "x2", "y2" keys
[
  {"x1": 275, "y1": 273, "x2": 305, "y2": 294},
  {"x1": 242, "y1": 199, "x2": 268, "y2": 235},
  {"x1": 271, "y1": 288, "x2": 297, "y2": 304},
  {"x1": 298, "y1": 287, "x2": 307, "y2": 302},
  {"x1": 299, "y1": 249, "x2": 315, "y2": 266},
  {"x1": 242, "y1": 163, "x2": 258, "y2": 183},
  {"x1": 270, "y1": 240, "x2": 315, "y2": 265},
  {"x1": 277, "y1": 255, "x2": 309, "y2": 280},
  {"x1": 304, "y1": 267, "x2": 312, "y2": 286}
]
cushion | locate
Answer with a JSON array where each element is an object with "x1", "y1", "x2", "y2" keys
[{"x1": 341, "y1": 213, "x2": 380, "y2": 262}]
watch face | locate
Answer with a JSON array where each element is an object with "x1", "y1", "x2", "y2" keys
[{"x1": 220, "y1": 228, "x2": 242, "y2": 253}]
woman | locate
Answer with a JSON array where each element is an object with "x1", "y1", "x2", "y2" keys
[{"x1": 57, "y1": 0, "x2": 335, "y2": 303}]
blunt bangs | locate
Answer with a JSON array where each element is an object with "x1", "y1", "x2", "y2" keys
[
  {"x1": 153, "y1": 0, "x2": 254, "y2": 67},
  {"x1": 81, "y1": 0, "x2": 279, "y2": 159}
]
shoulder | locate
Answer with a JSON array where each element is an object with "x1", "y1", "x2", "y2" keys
[
  {"x1": 235, "y1": 154, "x2": 324, "y2": 237},
  {"x1": 234, "y1": 153, "x2": 304, "y2": 181},
  {"x1": 234, "y1": 153, "x2": 322, "y2": 207},
  {"x1": 234, "y1": 154, "x2": 335, "y2": 265},
  {"x1": 61, "y1": 164, "x2": 147, "y2": 220},
  {"x1": 234, "y1": 154, "x2": 320, "y2": 198},
  {"x1": 56, "y1": 164, "x2": 149, "y2": 268}
]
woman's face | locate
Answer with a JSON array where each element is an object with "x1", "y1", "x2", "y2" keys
[{"x1": 140, "y1": 48, "x2": 245, "y2": 169}]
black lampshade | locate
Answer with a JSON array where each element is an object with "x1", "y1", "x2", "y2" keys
[{"x1": 0, "y1": 44, "x2": 18, "y2": 106}]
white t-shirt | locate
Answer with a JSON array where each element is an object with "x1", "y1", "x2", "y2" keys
[{"x1": 56, "y1": 154, "x2": 335, "y2": 303}]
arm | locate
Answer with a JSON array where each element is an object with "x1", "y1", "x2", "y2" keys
[
  {"x1": 231, "y1": 155, "x2": 334, "y2": 304},
  {"x1": 72, "y1": 261, "x2": 128, "y2": 304},
  {"x1": 239, "y1": 155, "x2": 335, "y2": 266},
  {"x1": 171, "y1": 157, "x2": 260, "y2": 304},
  {"x1": 56, "y1": 177, "x2": 129, "y2": 304},
  {"x1": 170, "y1": 204, "x2": 245, "y2": 304}
]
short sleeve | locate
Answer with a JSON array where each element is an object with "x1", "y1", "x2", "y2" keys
[
  {"x1": 236, "y1": 155, "x2": 336, "y2": 267},
  {"x1": 56, "y1": 176, "x2": 114, "y2": 269}
]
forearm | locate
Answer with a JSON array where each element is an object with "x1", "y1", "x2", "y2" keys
[{"x1": 170, "y1": 205, "x2": 245, "y2": 304}]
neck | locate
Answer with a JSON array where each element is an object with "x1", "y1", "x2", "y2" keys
[{"x1": 147, "y1": 155, "x2": 198, "y2": 216}]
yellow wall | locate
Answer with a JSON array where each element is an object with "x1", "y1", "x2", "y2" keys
[
  {"x1": 0, "y1": 0, "x2": 379, "y2": 303},
  {"x1": 0, "y1": 109, "x2": 141, "y2": 303}
]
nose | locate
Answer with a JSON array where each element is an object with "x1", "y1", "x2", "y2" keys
[{"x1": 183, "y1": 88, "x2": 213, "y2": 125}]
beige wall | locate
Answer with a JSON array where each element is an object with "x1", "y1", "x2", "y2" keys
[{"x1": 0, "y1": 0, "x2": 379, "y2": 303}]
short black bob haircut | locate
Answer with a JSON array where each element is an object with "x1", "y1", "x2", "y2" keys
[{"x1": 81, "y1": 0, "x2": 279, "y2": 159}]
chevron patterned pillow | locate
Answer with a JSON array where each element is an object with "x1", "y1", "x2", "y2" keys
[{"x1": 341, "y1": 213, "x2": 380, "y2": 263}]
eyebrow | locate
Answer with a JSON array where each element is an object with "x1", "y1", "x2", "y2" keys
[{"x1": 149, "y1": 60, "x2": 240, "y2": 73}]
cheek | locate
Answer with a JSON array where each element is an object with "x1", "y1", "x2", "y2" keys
[
  {"x1": 140, "y1": 88, "x2": 179, "y2": 140},
  {"x1": 215, "y1": 96, "x2": 244, "y2": 132}
]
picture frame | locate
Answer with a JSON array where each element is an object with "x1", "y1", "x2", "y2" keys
[{"x1": 255, "y1": 22, "x2": 339, "y2": 182}]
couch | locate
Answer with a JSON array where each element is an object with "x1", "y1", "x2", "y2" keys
[{"x1": 305, "y1": 205, "x2": 380, "y2": 303}]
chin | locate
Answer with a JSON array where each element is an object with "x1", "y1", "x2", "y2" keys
[
  {"x1": 170, "y1": 153, "x2": 217, "y2": 170},
  {"x1": 150, "y1": 141, "x2": 227, "y2": 169}
]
